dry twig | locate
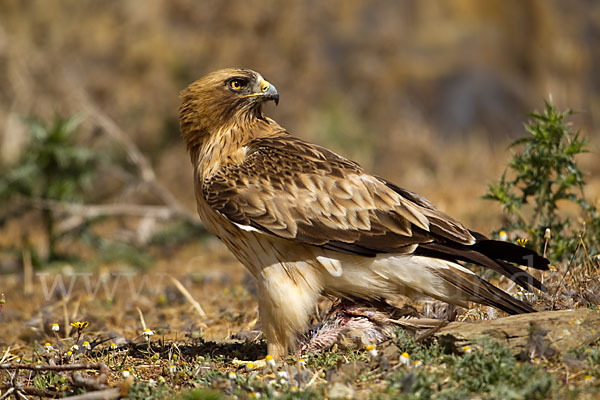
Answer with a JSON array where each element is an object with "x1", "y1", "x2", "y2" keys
[{"x1": 168, "y1": 275, "x2": 207, "y2": 318}]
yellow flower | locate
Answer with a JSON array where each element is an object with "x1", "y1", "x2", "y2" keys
[
  {"x1": 110, "y1": 343, "x2": 117, "y2": 350},
  {"x1": 413, "y1": 360, "x2": 423, "y2": 367},
  {"x1": 517, "y1": 238, "x2": 528, "y2": 246},
  {"x1": 499, "y1": 231, "x2": 507, "y2": 241},
  {"x1": 463, "y1": 345, "x2": 472, "y2": 354},
  {"x1": 83, "y1": 341, "x2": 91, "y2": 350},
  {"x1": 70, "y1": 321, "x2": 89, "y2": 330},
  {"x1": 245, "y1": 362, "x2": 254, "y2": 371}
]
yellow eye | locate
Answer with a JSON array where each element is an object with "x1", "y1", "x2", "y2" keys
[{"x1": 229, "y1": 80, "x2": 244, "y2": 90}]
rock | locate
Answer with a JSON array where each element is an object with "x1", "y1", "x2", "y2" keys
[{"x1": 435, "y1": 309, "x2": 600, "y2": 356}]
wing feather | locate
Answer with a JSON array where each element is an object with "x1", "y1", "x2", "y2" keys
[{"x1": 201, "y1": 136, "x2": 475, "y2": 255}]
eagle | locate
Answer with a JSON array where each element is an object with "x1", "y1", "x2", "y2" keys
[{"x1": 179, "y1": 68, "x2": 549, "y2": 359}]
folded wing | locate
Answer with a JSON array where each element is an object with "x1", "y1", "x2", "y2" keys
[{"x1": 202, "y1": 135, "x2": 549, "y2": 297}]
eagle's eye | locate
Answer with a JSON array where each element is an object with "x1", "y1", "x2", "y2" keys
[{"x1": 228, "y1": 79, "x2": 245, "y2": 91}]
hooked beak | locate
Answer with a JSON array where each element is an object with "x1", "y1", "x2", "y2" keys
[{"x1": 243, "y1": 79, "x2": 279, "y2": 105}]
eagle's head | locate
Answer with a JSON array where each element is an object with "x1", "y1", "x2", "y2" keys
[{"x1": 179, "y1": 68, "x2": 279, "y2": 150}]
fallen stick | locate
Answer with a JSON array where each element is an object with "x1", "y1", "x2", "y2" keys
[
  {"x1": 61, "y1": 387, "x2": 121, "y2": 400},
  {"x1": 0, "y1": 385, "x2": 61, "y2": 398},
  {"x1": 1, "y1": 363, "x2": 112, "y2": 399}
]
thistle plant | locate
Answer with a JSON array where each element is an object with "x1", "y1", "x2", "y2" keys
[{"x1": 484, "y1": 100, "x2": 600, "y2": 262}]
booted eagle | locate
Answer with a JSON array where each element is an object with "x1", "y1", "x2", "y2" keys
[{"x1": 179, "y1": 68, "x2": 548, "y2": 358}]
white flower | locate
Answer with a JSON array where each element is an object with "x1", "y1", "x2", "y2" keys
[
  {"x1": 366, "y1": 344, "x2": 378, "y2": 357},
  {"x1": 168, "y1": 364, "x2": 176, "y2": 374},
  {"x1": 400, "y1": 352, "x2": 410, "y2": 365},
  {"x1": 122, "y1": 370, "x2": 131, "y2": 378},
  {"x1": 71, "y1": 344, "x2": 79, "y2": 351},
  {"x1": 298, "y1": 358, "x2": 306, "y2": 368},
  {"x1": 227, "y1": 371, "x2": 237, "y2": 380},
  {"x1": 44, "y1": 343, "x2": 53, "y2": 351},
  {"x1": 413, "y1": 360, "x2": 422, "y2": 368},
  {"x1": 265, "y1": 354, "x2": 276, "y2": 368},
  {"x1": 463, "y1": 345, "x2": 472, "y2": 354},
  {"x1": 83, "y1": 341, "x2": 91, "y2": 350},
  {"x1": 143, "y1": 328, "x2": 154, "y2": 337},
  {"x1": 499, "y1": 231, "x2": 507, "y2": 241},
  {"x1": 51, "y1": 324, "x2": 60, "y2": 332},
  {"x1": 277, "y1": 370, "x2": 289, "y2": 380}
]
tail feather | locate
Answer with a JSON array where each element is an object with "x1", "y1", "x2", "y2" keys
[
  {"x1": 470, "y1": 238, "x2": 549, "y2": 270},
  {"x1": 431, "y1": 266, "x2": 536, "y2": 315},
  {"x1": 416, "y1": 242, "x2": 547, "y2": 293}
]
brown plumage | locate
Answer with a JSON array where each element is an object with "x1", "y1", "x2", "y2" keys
[{"x1": 179, "y1": 68, "x2": 549, "y2": 358}]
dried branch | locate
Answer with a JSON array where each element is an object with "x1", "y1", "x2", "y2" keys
[
  {"x1": 0, "y1": 362, "x2": 109, "y2": 372},
  {"x1": 23, "y1": 196, "x2": 188, "y2": 220},
  {"x1": 168, "y1": 274, "x2": 207, "y2": 318},
  {"x1": 62, "y1": 71, "x2": 197, "y2": 224}
]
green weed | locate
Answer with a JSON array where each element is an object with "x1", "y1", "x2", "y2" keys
[{"x1": 484, "y1": 100, "x2": 600, "y2": 262}]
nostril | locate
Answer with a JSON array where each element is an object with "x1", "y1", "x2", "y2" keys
[{"x1": 261, "y1": 81, "x2": 270, "y2": 92}]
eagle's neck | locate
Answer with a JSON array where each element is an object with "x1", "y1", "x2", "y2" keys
[{"x1": 192, "y1": 114, "x2": 284, "y2": 179}]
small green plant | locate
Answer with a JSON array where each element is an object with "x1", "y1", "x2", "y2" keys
[
  {"x1": 484, "y1": 100, "x2": 600, "y2": 261},
  {"x1": 0, "y1": 115, "x2": 100, "y2": 261},
  {"x1": 0, "y1": 115, "x2": 154, "y2": 268}
]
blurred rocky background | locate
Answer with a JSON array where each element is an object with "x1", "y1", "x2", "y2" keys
[{"x1": 0, "y1": 0, "x2": 599, "y2": 253}]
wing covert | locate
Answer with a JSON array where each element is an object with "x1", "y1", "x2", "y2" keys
[{"x1": 202, "y1": 136, "x2": 475, "y2": 256}]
